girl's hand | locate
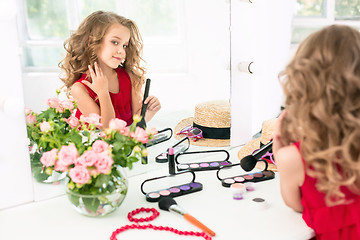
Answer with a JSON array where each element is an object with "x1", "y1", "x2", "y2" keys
[
  {"x1": 272, "y1": 110, "x2": 287, "y2": 155},
  {"x1": 82, "y1": 62, "x2": 109, "y2": 97},
  {"x1": 144, "y1": 96, "x2": 161, "y2": 113}
]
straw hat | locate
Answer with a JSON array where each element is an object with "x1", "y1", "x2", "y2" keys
[
  {"x1": 174, "y1": 100, "x2": 230, "y2": 147},
  {"x1": 237, "y1": 118, "x2": 278, "y2": 171}
]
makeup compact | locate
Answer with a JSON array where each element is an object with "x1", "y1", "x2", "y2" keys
[
  {"x1": 175, "y1": 149, "x2": 231, "y2": 172},
  {"x1": 216, "y1": 162, "x2": 275, "y2": 187},
  {"x1": 155, "y1": 137, "x2": 190, "y2": 163},
  {"x1": 141, "y1": 170, "x2": 203, "y2": 202}
]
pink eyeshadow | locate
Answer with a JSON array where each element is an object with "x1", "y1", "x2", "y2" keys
[{"x1": 159, "y1": 190, "x2": 171, "y2": 196}]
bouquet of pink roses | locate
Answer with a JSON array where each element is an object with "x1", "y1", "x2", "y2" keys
[
  {"x1": 26, "y1": 92, "x2": 83, "y2": 182},
  {"x1": 39, "y1": 115, "x2": 156, "y2": 216}
]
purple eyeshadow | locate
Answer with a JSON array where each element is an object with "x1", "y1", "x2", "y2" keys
[
  {"x1": 220, "y1": 161, "x2": 229, "y2": 166},
  {"x1": 179, "y1": 185, "x2": 191, "y2": 191},
  {"x1": 200, "y1": 163, "x2": 209, "y2": 168},
  {"x1": 189, "y1": 182, "x2": 201, "y2": 188},
  {"x1": 169, "y1": 187, "x2": 180, "y2": 193},
  {"x1": 210, "y1": 162, "x2": 219, "y2": 167}
]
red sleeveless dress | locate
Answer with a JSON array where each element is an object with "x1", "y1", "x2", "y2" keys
[
  {"x1": 294, "y1": 142, "x2": 360, "y2": 239},
  {"x1": 74, "y1": 67, "x2": 133, "y2": 126}
]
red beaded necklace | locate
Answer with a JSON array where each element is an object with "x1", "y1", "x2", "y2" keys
[{"x1": 110, "y1": 207, "x2": 212, "y2": 240}]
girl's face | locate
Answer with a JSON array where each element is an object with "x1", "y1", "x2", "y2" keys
[{"x1": 96, "y1": 23, "x2": 130, "y2": 70}]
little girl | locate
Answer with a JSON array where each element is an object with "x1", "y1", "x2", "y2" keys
[
  {"x1": 273, "y1": 25, "x2": 360, "y2": 239},
  {"x1": 59, "y1": 11, "x2": 161, "y2": 128}
]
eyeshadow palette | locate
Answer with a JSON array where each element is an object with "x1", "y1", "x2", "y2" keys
[
  {"x1": 220, "y1": 170, "x2": 275, "y2": 187},
  {"x1": 175, "y1": 149, "x2": 231, "y2": 172},
  {"x1": 145, "y1": 182, "x2": 203, "y2": 202},
  {"x1": 177, "y1": 160, "x2": 231, "y2": 171}
]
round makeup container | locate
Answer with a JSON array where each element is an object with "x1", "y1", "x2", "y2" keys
[
  {"x1": 244, "y1": 182, "x2": 255, "y2": 191},
  {"x1": 230, "y1": 183, "x2": 246, "y2": 200},
  {"x1": 252, "y1": 197, "x2": 268, "y2": 210}
]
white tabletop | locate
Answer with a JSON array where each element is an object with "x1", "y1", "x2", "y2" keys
[{"x1": 0, "y1": 111, "x2": 314, "y2": 240}]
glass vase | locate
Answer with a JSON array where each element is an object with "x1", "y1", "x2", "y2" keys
[
  {"x1": 65, "y1": 168, "x2": 128, "y2": 217},
  {"x1": 30, "y1": 149, "x2": 66, "y2": 184}
]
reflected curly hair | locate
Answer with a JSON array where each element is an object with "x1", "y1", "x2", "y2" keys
[
  {"x1": 59, "y1": 11, "x2": 146, "y2": 92},
  {"x1": 279, "y1": 25, "x2": 360, "y2": 206}
]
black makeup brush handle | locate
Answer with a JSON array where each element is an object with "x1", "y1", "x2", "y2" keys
[
  {"x1": 253, "y1": 140, "x2": 273, "y2": 159},
  {"x1": 137, "y1": 78, "x2": 151, "y2": 129}
]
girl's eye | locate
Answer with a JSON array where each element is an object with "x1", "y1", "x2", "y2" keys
[
  {"x1": 112, "y1": 41, "x2": 118, "y2": 45},
  {"x1": 123, "y1": 45, "x2": 128, "y2": 49}
]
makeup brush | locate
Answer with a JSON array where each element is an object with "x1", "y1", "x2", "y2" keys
[
  {"x1": 136, "y1": 78, "x2": 151, "y2": 129},
  {"x1": 240, "y1": 140, "x2": 272, "y2": 171},
  {"x1": 158, "y1": 197, "x2": 216, "y2": 237}
]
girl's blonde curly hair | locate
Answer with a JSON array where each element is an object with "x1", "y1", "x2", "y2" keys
[
  {"x1": 59, "y1": 11, "x2": 146, "y2": 92},
  {"x1": 279, "y1": 25, "x2": 360, "y2": 206}
]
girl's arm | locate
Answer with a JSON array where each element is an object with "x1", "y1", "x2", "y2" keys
[
  {"x1": 131, "y1": 86, "x2": 161, "y2": 123},
  {"x1": 273, "y1": 110, "x2": 304, "y2": 213},
  {"x1": 275, "y1": 145, "x2": 304, "y2": 213},
  {"x1": 71, "y1": 63, "x2": 115, "y2": 129}
]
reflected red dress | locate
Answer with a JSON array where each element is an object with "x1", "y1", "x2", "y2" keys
[
  {"x1": 294, "y1": 142, "x2": 360, "y2": 239},
  {"x1": 74, "y1": 67, "x2": 133, "y2": 126}
]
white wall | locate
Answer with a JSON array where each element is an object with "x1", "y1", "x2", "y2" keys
[{"x1": 0, "y1": 2, "x2": 34, "y2": 210}]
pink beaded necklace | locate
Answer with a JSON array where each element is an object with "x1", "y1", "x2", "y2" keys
[{"x1": 110, "y1": 207, "x2": 212, "y2": 240}]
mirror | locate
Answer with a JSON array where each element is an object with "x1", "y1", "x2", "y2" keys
[{"x1": 19, "y1": 0, "x2": 231, "y2": 201}]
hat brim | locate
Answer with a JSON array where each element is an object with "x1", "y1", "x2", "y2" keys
[{"x1": 174, "y1": 117, "x2": 230, "y2": 147}]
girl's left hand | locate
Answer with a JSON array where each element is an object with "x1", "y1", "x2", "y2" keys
[{"x1": 144, "y1": 96, "x2": 161, "y2": 113}]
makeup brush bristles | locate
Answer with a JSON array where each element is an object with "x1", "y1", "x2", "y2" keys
[
  {"x1": 240, "y1": 155, "x2": 258, "y2": 172},
  {"x1": 158, "y1": 197, "x2": 176, "y2": 211}
]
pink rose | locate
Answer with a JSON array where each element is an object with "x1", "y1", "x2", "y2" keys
[
  {"x1": 40, "y1": 148, "x2": 58, "y2": 167},
  {"x1": 60, "y1": 99, "x2": 74, "y2": 111},
  {"x1": 109, "y1": 118, "x2": 127, "y2": 131},
  {"x1": 57, "y1": 144, "x2": 78, "y2": 168},
  {"x1": 92, "y1": 140, "x2": 109, "y2": 153},
  {"x1": 76, "y1": 149, "x2": 98, "y2": 167},
  {"x1": 121, "y1": 127, "x2": 130, "y2": 136},
  {"x1": 95, "y1": 153, "x2": 113, "y2": 174},
  {"x1": 26, "y1": 114, "x2": 37, "y2": 125},
  {"x1": 147, "y1": 126, "x2": 158, "y2": 136},
  {"x1": 25, "y1": 107, "x2": 32, "y2": 116},
  {"x1": 131, "y1": 127, "x2": 149, "y2": 143},
  {"x1": 39, "y1": 121, "x2": 51, "y2": 132},
  {"x1": 69, "y1": 165, "x2": 91, "y2": 184},
  {"x1": 66, "y1": 115, "x2": 79, "y2": 129},
  {"x1": 47, "y1": 98, "x2": 60, "y2": 108},
  {"x1": 87, "y1": 113, "x2": 101, "y2": 125}
]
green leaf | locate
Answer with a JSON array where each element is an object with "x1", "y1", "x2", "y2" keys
[
  {"x1": 94, "y1": 174, "x2": 111, "y2": 188},
  {"x1": 129, "y1": 156, "x2": 139, "y2": 163},
  {"x1": 68, "y1": 194, "x2": 80, "y2": 207},
  {"x1": 71, "y1": 132, "x2": 82, "y2": 147},
  {"x1": 32, "y1": 166, "x2": 50, "y2": 182},
  {"x1": 83, "y1": 196, "x2": 100, "y2": 213}
]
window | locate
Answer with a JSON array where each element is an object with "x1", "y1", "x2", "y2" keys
[
  {"x1": 292, "y1": 0, "x2": 360, "y2": 44},
  {"x1": 18, "y1": 0, "x2": 184, "y2": 73}
]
